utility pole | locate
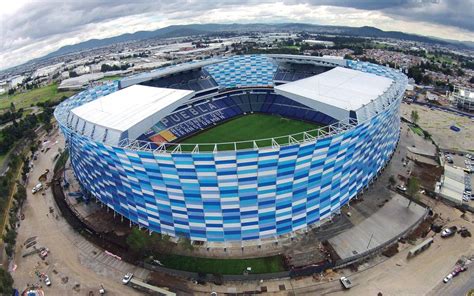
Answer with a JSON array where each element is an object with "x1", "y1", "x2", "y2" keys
[{"x1": 367, "y1": 233, "x2": 374, "y2": 250}]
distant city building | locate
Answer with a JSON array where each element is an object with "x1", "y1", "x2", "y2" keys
[
  {"x1": 3, "y1": 75, "x2": 26, "y2": 89},
  {"x1": 73, "y1": 65, "x2": 91, "y2": 75},
  {"x1": 451, "y1": 86, "x2": 474, "y2": 111},
  {"x1": 303, "y1": 40, "x2": 335, "y2": 47},
  {"x1": 33, "y1": 62, "x2": 64, "y2": 78}
]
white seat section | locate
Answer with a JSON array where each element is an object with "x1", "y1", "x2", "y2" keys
[
  {"x1": 274, "y1": 67, "x2": 393, "y2": 122},
  {"x1": 69, "y1": 85, "x2": 194, "y2": 145}
]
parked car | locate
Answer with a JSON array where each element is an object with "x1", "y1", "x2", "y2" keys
[
  {"x1": 39, "y1": 248, "x2": 49, "y2": 259},
  {"x1": 441, "y1": 226, "x2": 457, "y2": 238},
  {"x1": 44, "y1": 275, "x2": 51, "y2": 286},
  {"x1": 122, "y1": 273, "x2": 133, "y2": 284},
  {"x1": 463, "y1": 191, "x2": 472, "y2": 202},
  {"x1": 340, "y1": 276, "x2": 353, "y2": 289},
  {"x1": 443, "y1": 273, "x2": 453, "y2": 283},
  {"x1": 396, "y1": 185, "x2": 407, "y2": 192},
  {"x1": 32, "y1": 183, "x2": 43, "y2": 194}
]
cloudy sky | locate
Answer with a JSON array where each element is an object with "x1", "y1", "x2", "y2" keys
[{"x1": 1, "y1": 0, "x2": 473, "y2": 70}]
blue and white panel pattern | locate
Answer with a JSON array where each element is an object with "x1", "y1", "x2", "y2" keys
[
  {"x1": 56, "y1": 57, "x2": 405, "y2": 242},
  {"x1": 205, "y1": 55, "x2": 277, "y2": 89},
  {"x1": 62, "y1": 96, "x2": 401, "y2": 242}
]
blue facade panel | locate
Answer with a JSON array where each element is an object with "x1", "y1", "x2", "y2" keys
[{"x1": 55, "y1": 58, "x2": 406, "y2": 242}]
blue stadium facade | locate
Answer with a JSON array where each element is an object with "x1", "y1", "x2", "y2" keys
[{"x1": 55, "y1": 55, "x2": 407, "y2": 242}]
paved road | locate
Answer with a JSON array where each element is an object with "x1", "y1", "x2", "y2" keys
[{"x1": 428, "y1": 263, "x2": 474, "y2": 296}]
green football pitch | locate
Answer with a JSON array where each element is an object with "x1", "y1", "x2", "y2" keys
[{"x1": 178, "y1": 113, "x2": 322, "y2": 151}]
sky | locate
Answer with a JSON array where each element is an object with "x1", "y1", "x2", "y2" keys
[{"x1": 0, "y1": 0, "x2": 473, "y2": 70}]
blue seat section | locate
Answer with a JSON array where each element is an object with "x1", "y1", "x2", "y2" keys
[
  {"x1": 273, "y1": 63, "x2": 332, "y2": 82},
  {"x1": 141, "y1": 69, "x2": 218, "y2": 91},
  {"x1": 144, "y1": 92, "x2": 338, "y2": 142},
  {"x1": 204, "y1": 55, "x2": 277, "y2": 89}
]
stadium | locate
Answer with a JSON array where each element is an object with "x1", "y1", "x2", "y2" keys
[{"x1": 54, "y1": 54, "x2": 407, "y2": 243}]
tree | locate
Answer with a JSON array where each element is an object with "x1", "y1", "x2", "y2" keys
[
  {"x1": 410, "y1": 110, "x2": 419, "y2": 125},
  {"x1": 178, "y1": 237, "x2": 194, "y2": 252},
  {"x1": 388, "y1": 175, "x2": 396, "y2": 188},
  {"x1": 406, "y1": 177, "x2": 420, "y2": 208},
  {"x1": 3, "y1": 228, "x2": 17, "y2": 257},
  {"x1": 126, "y1": 228, "x2": 148, "y2": 253},
  {"x1": 9, "y1": 102, "x2": 15, "y2": 113},
  {"x1": 407, "y1": 66, "x2": 423, "y2": 84},
  {"x1": 421, "y1": 75, "x2": 432, "y2": 85},
  {"x1": 352, "y1": 47, "x2": 363, "y2": 55},
  {"x1": 0, "y1": 268, "x2": 13, "y2": 295}
]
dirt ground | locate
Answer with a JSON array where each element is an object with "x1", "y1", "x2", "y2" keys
[
  {"x1": 401, "y1": 103, "x2": 474, "y2": 151},
  {"x1": 11, "y1": 126, "x2": 143, "y2": 296}
]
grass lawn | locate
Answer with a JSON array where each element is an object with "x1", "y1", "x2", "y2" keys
[
  {"x1": 157, "y1": 254, "x2": 286, "y2": 275},
  {"x1": 0, "y1": 84, "x2": 76, "y2": 112},
  {"x1": 426, "y1": 53, "x2": 455, "y2": 65},
  {"x1": 179, "y1": 113, "x2": 321, "y2": 151},
  {"x1": 409, "y1": 125, "x2": 424, "y2": 137},
  {"x1": 283, "y1": 45, "x2": 300, "y2": 50},
  {"x1": 0, "y1": 153, "x2": 6, "y2": 167}
]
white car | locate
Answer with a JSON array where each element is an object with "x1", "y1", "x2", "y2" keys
[
  {"x1": 122, "y1": 272, "x2": 133, "y2": 284},
  {"x1": 441, "y1": 227, "x2": 456, "y2": 238},
  {"x1": 396, "y1": 185, "x2": 407, "y2": 192},
  {"x1": 32, "y1": 183, "x2": 43, "y2": 194},
  {"x1": 44, "y1": 275, "x2": 51, "y2": 286},
  {"x1": 340, "y1": 276, "x2": 353, "y2": 289},
  {"x1": 443, "y1": 273, "x2": 453, "y2": 283}
]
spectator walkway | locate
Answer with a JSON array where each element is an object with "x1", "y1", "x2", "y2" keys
[
  {"x1": 328, "y1": 194, "x2": 426, "y2": 260},
  {"x1": 73, "y1": 238, "x2": 150, "y2": 280}
]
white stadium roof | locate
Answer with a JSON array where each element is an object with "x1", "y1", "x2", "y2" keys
[
  {"x1": 275, "y1": 67, "x2": 393, "y2": 121},
  {"x1": 69, "y1": 85, "x2": 194, "y2": 145}
]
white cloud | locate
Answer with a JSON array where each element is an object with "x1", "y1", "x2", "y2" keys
[{"x1": 1, "y1": 1, "x2": 473, "y2": 70}]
